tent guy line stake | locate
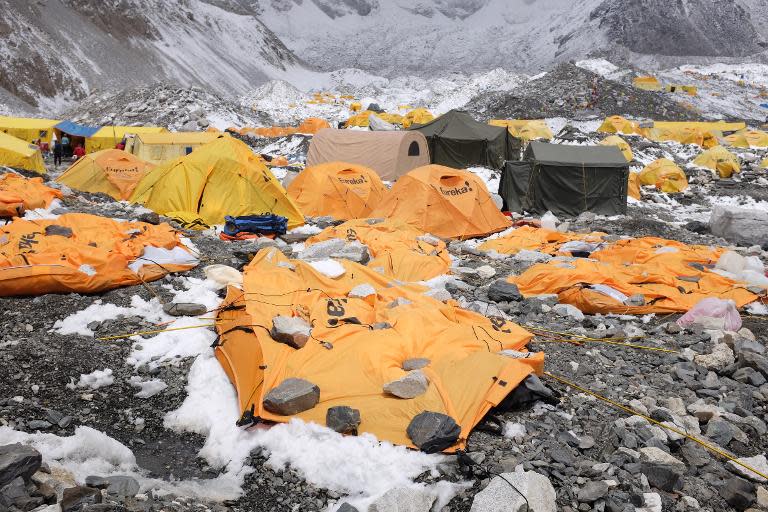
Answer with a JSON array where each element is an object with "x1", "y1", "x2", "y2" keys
[
  {"x1": 543, "y1": 371, "x2": 768, "y2": 481},
  {"x1": 97, "y1": 323, "x2": 216, "y2": 341}
]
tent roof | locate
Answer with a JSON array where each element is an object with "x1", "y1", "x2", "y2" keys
[
  {"x1": 0, "y1": 116, "x2": 60, "y2": 129},
  {"x1": 55, "y1": 120, "x2": 100, "y2": 138},
  {"x1": 409, "y1": 109, "x2": 506, "y2": 140},
  {"x1": 92, "y1": 126, "x2": 167, "y2": 138},
  {"x1": 136, "y1": 132, "x2": 222, "y2": 145},
  {"x1": 0, "y1": 131, "x2": 38, "y2": 157},
  {"x1": 526, "y1": 141, "x2": 629, "y2": 168}
]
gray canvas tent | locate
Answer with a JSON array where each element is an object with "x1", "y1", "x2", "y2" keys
[
  {"x1": 499, "y1": 141, "x2": 629, "y2": 217},
  {"x1": 408, "y1": 110, "x2": 520, "y2": 170}
]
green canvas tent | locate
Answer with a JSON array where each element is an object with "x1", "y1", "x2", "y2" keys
[
  {"x1": 499, "y1": 141, "x2": 629, "y2": 217},
  {"x1": 409, "y1": 110, "x2": 520, "y2": 170}
]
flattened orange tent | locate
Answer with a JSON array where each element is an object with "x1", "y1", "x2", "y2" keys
[
  {"x1": 56, "y1": 149, "x2": 154, "y2": 200},
  {"x1": 0, "y1": 213, "x2": 198, "y2": 296},
  {"x1": 305, "y1": 218, "x2": 452, "y2": 281},
  {"x1": 479, "y1": 225, "x2": 606, "y2": 256},
  {"x1": 287, "y1": 162, "x2": 386, "y2": 220},
  {"x1": 297, "y1": 118, "x2": 331, "y2": 134},
  {"x1": 215, "y1": 248, "x2": 542, "y2": 451},
  {"x1": 0, "y1": 173, "x2": 63, "y2": 218},
  {"x1": 370, "y1": 165, "x2": 510, "y2": 239},
  {"x1": 628, "y1": 172, "x2": 642, "y2": 200}
]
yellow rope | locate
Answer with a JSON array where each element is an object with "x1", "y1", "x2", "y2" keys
[
  {"x1": 526, "y1": 325, "x2": 646, "y2": 341},
  {"x1": 544, "y1": 371, "x2": 768, "y2": 481},
  {"x1": 533, "y1": 338, "x2": 679, "y2": 354},
  {"x1": 97, "y1": 323, "x2": 216, "y2": 341}
]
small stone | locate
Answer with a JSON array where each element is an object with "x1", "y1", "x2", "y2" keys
[
  {"x1": 62, "y1": 485, "x2": 102, "y2": 512},
  {"x1": 402, "y1": 358, "x2": 430, "y2": 371},
  {"x1": 270, "y1": 315, "x2": 312, "y2": 349},
  {"x1": 137, "y1": 212, "x2": 160, "y2": 225},
  {"x1": 476, "y1": 265, "x2": 496, "y2": 279},
  {"x1": 369, "y1": 486, "x2": 436, "y2": 512},
  {"x1": 27, "y1": 420, "x2": 52, "y2": 431},
  {"x1": 664, "y1": 322, "x2": 682, "y2": 334},
  {"x1": 639, "y1": 447, "x2": 685, "y2": 492},
  {"x1": 337, "y1": 503, "x2": 359, "y2": 512},
  {"x1": 105, "y1": 475, "x2": 140, "y2": 497},
  {"x1": 85, "y1": 476, "x2": 110, "y2": 489},
  {"x1": 719, "y1": 476, "x2": 756, "y2": 510},
  {"x1": 263, "y1": 378, "x2": 320, "y2": 415},
  {"x1": 487, "y1": 280, "x2": 523, "y2": 302},
  {"x1": 706, "y1": 418, "x2": 735, "y2": 446},
  {"x1": 469, "y1": 470, "x2": 557, "y2": 512},
  {"x1": 383, "y1": 370, "x2": 429, "y2": 399},
  {"x1": 0, "y1": 444, "x2": 42, "y2": 487},
  {"x1": 578, "y1": 481, "x2": 609, "y2": 502},
  {"x1": 162, "y1": 303, "x2": 207, "y2": 317},
  {"x1": 407, "y1": 412, "x2": 460, "y2": 453},
  {"x1": 728, "y1": 455, "x2": 768, "y2": 483},
  {"x1": 552, "y1": 303, "x2": 585, "y2": 321},
  {"x1": 326, "y1": 406, "x2": 361, "y2": 435},
  {"x1": 695, "y1": 343, "x2": 735, "y2": 371}
]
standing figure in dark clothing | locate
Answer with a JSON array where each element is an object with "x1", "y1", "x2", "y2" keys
[{"x1": 53, "y1": 140, "x2": 63, "y2": 167}]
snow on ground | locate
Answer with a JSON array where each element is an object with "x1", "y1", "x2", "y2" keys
[{"x1": 53, "y1": 297, "x2": 169, "y2": 337}]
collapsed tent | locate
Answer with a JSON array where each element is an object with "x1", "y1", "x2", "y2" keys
[
  {"x1": 0, "y1": 173, "x2": 63, "y2": 218},
  {"x1": 402, "y1": 108, "x2": 434, "y2": 129},
  {"x1": 126, "y1": 132, "x2": 221, "y2": 165},
  {"x1": 490, "y1": 120, "x2": 553, "y2": 143},
  {"x1": 597, "y1": 116, "x2": 643, "y2": 135},
  {"x1": 56, "y1": 149, "x2": 154, "y2": 200},
  {"x1": 409, "y1": 110, "x2": 520, "y2": 170},
  {"x1": 633, "y1": 76, "x2": 662, "y2": 91},
  {"x1": 86, "y1": 126, "x2": 167, "y2": 153},
  {"x1": 724, "y1": 129, "x2": 768, "y2": 148},
  {"x1": 651, "y1": 121, "x2": 745, "y2": 134},
  {"x1": 639, "y1": 159, "x2": 688, "y2": 193},
  {"x1": 0, "y1": 132, "x2": 47, "y2": 174},
  {"x1": 241, "y1": 118, "x2": 331, "y2": 138},
  {"x1": 305, "y1": 218, "x2": 451, "y2": 281},
  {"x1": 628, "y1": 172, "x2": 642, "y2": 200},
  {"x1": 479, "y1": 225, "x2": 607, "y2": 256},
  {"x1": 0, "y1": 116, "x2": 59, "y2": 144},
  {"x1": 346, "y1": 111, "x2": 404, "y2": 128},
  {"x1": 599, "y1": 135, "x2": 633, "y2": 162},
  {"x1": 371, "y1": 165, "x2": 510, "y2": 239},
  {"x1": 509, "y1": 235, "x2": 758, "y2": 314},
  {"x1": 0, "y1": 213, "x2": 198, "y2": 296},
  {"x1": 130, "y1": 137, "x2": 304, "y2": 229},
  {"x1": 286, "y1": 162, "x2": 386, "y2": 220},
  {"x1": 498, "y1": 142, "x2": 629, "y2": 217},
  {"x1": 307, "y1": 129, "x2": 430, "y2": 181},
  {"x1": 214, "y1": 247, "x2": 542, "y2": 451},
  {"x1": 692, "y1": 146, "x2": 740, "y2": 178}
]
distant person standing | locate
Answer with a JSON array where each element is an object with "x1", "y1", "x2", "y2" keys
[
  {"x1": 73, "y1": 144, "x2": 85, "y2": 160},
  {"x1": 61, "y1": 134, "x2": 71, "y2": 157},
  {"x1": 53, "y1": 140, "x2": 63, "y2": 167}
]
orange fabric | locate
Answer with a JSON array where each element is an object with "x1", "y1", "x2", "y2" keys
[
  {"x1": 0, "y1": 213, "x2": 197, "y2": 296},
  {"x1": 0, "y1": 173, "x2": 63, "y2": 218},
  {"x1": 509, "y1": 234, "x2": 758, "y2": 314},
  {"x1": 479, "y1": 226, "x2": 606, "y2": 256},
  {"x1": 214, "y1": 247, "x2": 541, "y2": 451},
  {"x1": 628, "y1": 172, "x2": 642, "y2": 200},
  {"x1": 297, "y1": 118, "x2": 331, "y2": 134},
  {"x1": 305, "y1": 218, "x2": 452, "y2": 281},
  {"x1": 639, "y1": 159, "x2": 688, "y2": 193},
  {"x1": 287, "y1": 162, "x2": 387, "y2": 221},
  {"x1": 241, "y1": 118, "x2": 330, "y2": 138},
  {"x1": 370, "y1": 165, "x2": 510, "y2": 239},
  {"x1": 56, "y1": 149, "x2": 154, "y2": 200}
]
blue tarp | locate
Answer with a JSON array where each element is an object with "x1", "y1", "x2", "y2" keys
[
  {"x1": 55, "y1": 120, "x2": 100, "y2": 138},
  {"x1": 760, "y1": 103, "x2": 768, "y2": 109}
]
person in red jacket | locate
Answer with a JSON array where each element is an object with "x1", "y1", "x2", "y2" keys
[{"x1": 73, "y1": 144, "x2": 85, "y2": 160}]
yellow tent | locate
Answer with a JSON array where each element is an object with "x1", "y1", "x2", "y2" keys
[
  {"x1": 666, "y1": 84, "x2": 698, "y2": 96},
  {"x1": 599, "y1": 135, "x2": 633, "y2": 161},
  {"x1": 598, "y1": 116, "x2": 642, "y2": 135},
  {"x1": 0, "y1": 116, "x2": 60, "y2": 144},
  {"x1": 652, "y1": 121, "x2": 746, "y2": 133},
  {"x1": 402, "y1": 108, "x2": 435, "y2": 129},
  {"x1": 628, "y1": 172, "x2": 642, "y2": 200},
  {"x1": 692, "y1": 146, "x2": 740, "y2": 178},
  {"x1": 86, "y1": 126, "x2": 167, "y2": 153},
  {"x1": 490, "y1": 120, "x2": 553, "y2": 142},
  {"x1": 56, "y1": 149, "x2": 154, "y2": 200},
  {"x1": 350, "y1": 102, "x2": 362, "y2": 112},
  {"x1": 0, "y1": 132, "x2": 47, "y2": 174},
  {"x1": 633, "y1": 76, "x2": 662, "y2": 91},
  {"x1": 346, "y1": 111, "x2": 404, "y2": 128},
  {"x1": 127, "y1": 132, "x2": 221, "y2": 165},
  {"x1": 725, "y1": 129, "x2": 768, "y2": 148},
  {"x1": 130, "y1": 137, "x2": 304, "y2": 229},
  {"x1": 639, "y1": 159, "x2": 688, "y2": 193},
  {"x1": 761, "y1": 158, "x2": 768, "y2": 168},
  {"x1": 724, "y1": 132, "x2": 750, "y2": 148}
]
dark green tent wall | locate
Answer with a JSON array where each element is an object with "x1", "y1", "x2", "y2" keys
[
  {"x1": 499, "y1": 141, "x2": 629, "y2": 217},
  {"x1": 408, "y1": 110, "x2": 520, "y2": 170}
]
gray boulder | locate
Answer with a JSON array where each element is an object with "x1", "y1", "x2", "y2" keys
[
  {"x1": 0, "y1": 444, "x2": 42, "y2": 486},
  {"x1": 719, "y1": 476, "x2": 756, "y2": 510},
  {"x1": 487, "y1": 280, "x2": 523, "y2": 303},
  {"x1": 326, "y1": 406, "x2": 361, "y2": 435},
  {"x1": 383, "y1": 371, "x2": 429, "y2": 399},
  {"x1": 710, "y1": 206, "x2": 768, "y2": 248},
  {"x1": 639, "y1": 447, "x2": 685, "y2": 492},
  {"x1": 406, "y1": 412, "x2": 460, "y2": 453},
  {"x1": 402, "y1": 358, "x2": 430, "y2": 371},
  {"x1": 578, "y1": 480, "x2": 610, "y2": 502},
  {"x1": 469, "y1": 470, "x2": 557, "y2": 512},
  {"x1": 105, "y1": 475, "x2": 140, "y2": 497},
  {"x1": 369, "y1": 486, "x2": 436, "y2": 512},
  {"x1": 62, "y1": 486, "x2": 102, "y2": 512},
  {"x1": 270, "y1": 315, "x2": 312, "y2": 349},
  {"x1": 263, "y1": 378, "x2": 320, "y2": 415}
]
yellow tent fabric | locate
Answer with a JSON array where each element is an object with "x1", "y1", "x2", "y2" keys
[
  {"x1": 130, "y1": 137, "x2": 304, "y2": 229},
  {"x1": 725, "y1": 129, "x2": 768, "y2": 148},
  {"x1": 599, "y1": 135, "x2": 634, "y2": 161},
  {"x1": 633, "y1": 76, "x2": 662, "y2": 91},
  {"x1": 0, "y1": 213, "x2": 197, "y2": 296},
  {"x1": 240, "y1": 118, "x2": 331, "y2": 139},
  {"x1": 652, "y1": 121, "x2": 746, "y2": 133},
  {"x1": 346, "y1": 111, "x2": 404, "y2": 128},
  {"x1": 56, "y1": 149, "x2": 154, "y2": 200},
  {"x1": 597, "y1": 116, "x2": 642, "y2": 135},
  {"x1": 214, "y1": 247, "x2": 542, "y2": 451},
  {"x1": 761, "y1": 158, "x2": 768, "y2": 168},
  {"x1": 128, "y1": 132, "x2": 221, "y2": 165},
  {"x1": 305, "y1": 218, "x2": 452, "y2": 281},
  {"x1": 490, "y1": 120, "x2": 553, "y2": 142},
  {"x1": 639, "y1": 159, "x2": 688, "y2": 193},
  {"x1": 724, "y1": 132, "x2": 750, "y2": 148},
  {"x1": 402, "y1": 108, "x2": 435, "y2": 129},
  {"x1": 641, "y1": 125, "x2": 720, "y2": 148},
  {"x1": 86, "y1": 126, "x2": 167, "y2": 153},
  {"x1": 479, "y1": 225, "x2": 606, "y2": 256},
  {"x1": 0, "y1": 173, "x2": 63, "y2": 218},
  {"x1": 350, "y1": 102, "x2": 362, "y2": 112},
  {"x1": 0, "y1": 116, "x2": 60, "y2": 144},
  {"x1": 508, "y1": 234, "x2": 758, "y2": 315},
  {"x1": 370, "y1": 165, "x2": 510, "y2": 240},
  {"x1": 287, "y1": 162, "x2": 386, "y2": 221},
  {"x1": 628, "y1": 172, "x2": 642, "y2": 200},
  {"x1": 0, "y1": 132, "x2": 47, "y2": 174},
  {"x1": 693, "y1": 146, "x2": 740, "y2": 178}
]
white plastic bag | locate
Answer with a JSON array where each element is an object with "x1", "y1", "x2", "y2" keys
[
  {"x1": 677, "y1": 298, "x2": 742, "y2": 332},
  {"x1": 540, "y1": 211, "x2": 559, "y2": 231},
  {"x1": 204, "y1": 264, "x2": 243, "y2": 289}
]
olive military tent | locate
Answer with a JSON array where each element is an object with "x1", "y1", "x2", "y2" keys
[
  {"x1": 130, "y1": 137, "x2": 303, "y2": 229},
  {"x1": 86, "y1": 126, "x2": 167, "y2": 153},
  {"x1": 306, "y1": 129, "x2": 429, "y2": 181},
  {"x1": 287, "y1": 162, "x2": 387, "y2": 220},
  {"x1": 0, "y1": 116, "x2": 59, "y2": 144},
  {"x1": 0, "y1": 132, "x2": 47, "y2": 174},
  {"x1": 56, "y1": 149, "x2": 154, "y2": 200},
  {"x1": 370, "y1": 164, "x2": 510, "y2": 239},
  {"x1": 498, "y1": 142, "x2": 629, "y2": 217},
  {"x1": 126, "y1": 132, "x2": 221, "y2": 165},
  {"x1": 408, "y1": 110, "x2": 520, "y2": 170}
]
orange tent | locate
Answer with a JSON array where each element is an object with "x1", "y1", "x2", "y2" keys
[
  {"x1": 0, "y1": 213, "x2": 198, "y2": 296},
  {"x1": 56, "y1": 149, "x2": 154, "y2": 201},
  {"x1": 628, "y1": 172, "x2": 642, "y2": 200},
  {"x1": 479, "y1": 225, "x2": 606, "y2": 256},
  {"x1": 287, "y1": 162, "x2": 387, "y2": 221},
  {"x1": 370, "y1": 165, "x2": 510, "y2": 239},
  {"x1": 0, "y1": 173, "x2": 63, "y2": 218},
  {"x1": 214, "y1": 247, "x2": 542, "y2": 451},
  {"x1": 297, "y1": 118, "x2": 331, "y2": 134},
  {"x1": 305, "y1": 218, "x2": 451, "y2": 281}
]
